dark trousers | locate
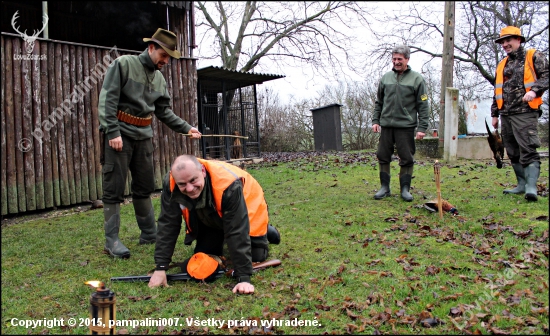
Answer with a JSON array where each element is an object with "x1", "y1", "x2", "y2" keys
[
  {"x1": 376, "y1": 127, "x2": 416, "y2": 166},
  {"x1": 194, "y1": 221, "x2": 268, "y2": 262},
  {"x1": 501, "y1": 112, "x2": 541, "y2": 166},
  {"x1": 102, "y1": 133, "x2": 155, "y2": 204}
]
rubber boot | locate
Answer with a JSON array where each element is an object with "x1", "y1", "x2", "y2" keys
[
  {"x1": 374, "y1": 164, "x2": 391, "y2": 200},
  {"x1": 104, "y1": 203, "x2": 130, "y2": 258},
  {"x1": 133, "y1": 197, "x2": 157, "y2": 244},
  {"x1": 503, "y1": 163, "x2": 526, "y2": 194},
  {"x1": 399, "y1": 166, "x2": 413, "y2": 202},
  {"x1": 267, "y1": 224, "x2": 281, "y2": 244},
  {"x1": 524, "y1": 161, "x2": 540, "y2": 202}
]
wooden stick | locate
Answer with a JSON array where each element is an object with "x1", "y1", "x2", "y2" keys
[
  {"x1": 434, "y1": 160, "x2": 443, "y2": 219},
  {"x1": 181, "y1": 133, "x2": 249, "y2": 140}
]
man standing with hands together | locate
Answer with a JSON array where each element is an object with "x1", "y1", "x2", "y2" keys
[{"x1": 371, "y1": 45, "x2": 429, "y2": 202}]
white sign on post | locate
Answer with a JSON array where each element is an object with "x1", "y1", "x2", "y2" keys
[{"x1": 464, "y1": 100, "x2": 493, "y2": 134}]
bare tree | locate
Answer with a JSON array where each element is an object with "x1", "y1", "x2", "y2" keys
[
  {"x1": 257, "y1": 88, "x2": 313, "y2": 152},
  {"x1": 195, "y1": 1, "x2": 374, "y2": 78},
  {"x1": 421, "y1": 64, "x2": 443, "y2": 133},
  {"x1": 366, "y1": 1, "x2": 549, "y2": 86},
  {"x1": 316, "y1": 80, "x2": 381, "y2": 150}
]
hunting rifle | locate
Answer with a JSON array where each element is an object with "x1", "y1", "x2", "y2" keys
[{"x1": 110, "y1": 259, "x2": 281, "y2": 283}]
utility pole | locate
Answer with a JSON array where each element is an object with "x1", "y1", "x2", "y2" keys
[{"x1": 439, "y1": 1, "x2": 455, "y2": 157}]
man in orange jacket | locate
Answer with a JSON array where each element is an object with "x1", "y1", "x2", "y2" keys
[
  {"x1": 148, "y1": 155, "x2": 281, "y2": 294},
  {"x1": 491, "y1": 26, "x2": 548, "y2": 202}
]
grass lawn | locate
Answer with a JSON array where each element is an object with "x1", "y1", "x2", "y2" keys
[{"x1": 2, "y1": 151, "x2": 548, "y2": 335}]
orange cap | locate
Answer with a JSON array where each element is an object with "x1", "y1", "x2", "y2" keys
[
  {"x1": 495, "y1": 26, "x2": 525, "y2": 43},
  {"x1": 186, "y1": 253, "x2": 219, "y2": 280}
]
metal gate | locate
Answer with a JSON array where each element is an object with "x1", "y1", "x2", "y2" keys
[{"x1": 197, "y1": 66, "x2": 284, "y2": 161}]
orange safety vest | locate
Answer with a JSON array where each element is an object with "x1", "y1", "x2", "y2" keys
[
  {"x1": 169, "y1": 159, "x2": 269, "y2": 237},
  {"x1": 495, "y1": 49, "x2": 542, "y2": 110}
]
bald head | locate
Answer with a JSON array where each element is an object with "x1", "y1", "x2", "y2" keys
[
  {"x1": 172, "y1": 155, "x2": 202, "y2": 173},
  {"x1": 170, "y1": 155, "x2": 206, "y2": 199}
]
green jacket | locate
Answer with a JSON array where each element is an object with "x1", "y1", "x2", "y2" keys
[
  {"x1": 155, "y1": 171, "x2": 255, "y2": 283},
  {"x1": 372, "y1": 66, "x2": 430, "y2": 133},
  {"x1": 98, "y1": 49, "x2": 192, "y2": 140}
]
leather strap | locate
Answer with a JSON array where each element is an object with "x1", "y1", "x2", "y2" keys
[{"x1": 117, "y1": 110, "x2": 152, "y2": 127}]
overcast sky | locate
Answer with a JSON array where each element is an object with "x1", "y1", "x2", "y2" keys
[
  {"x1": 259, "y1": 52, "x2": 433, "y2": 103},
  {"x1": 194, "y1": 2, "x2": 444, "y2": 103}
]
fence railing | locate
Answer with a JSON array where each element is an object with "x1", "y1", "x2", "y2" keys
[{"x1": 1, "y1": 34, "x2": 198, "y2": 215}]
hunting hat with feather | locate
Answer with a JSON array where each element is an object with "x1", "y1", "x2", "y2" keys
[
  {"x1": 143, "y1": 28, "x2": 181, "y2": 59},
  {"x1": 495, "y1": 26, "x2": 525, "y2": 44}
]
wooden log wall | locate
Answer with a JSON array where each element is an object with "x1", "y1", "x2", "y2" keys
[{"x1": 1, "y1": 34, "x2": 198, "y2": 215}]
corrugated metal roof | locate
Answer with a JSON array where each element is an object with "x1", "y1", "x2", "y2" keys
[
  {"x1": 152, "y1": 1, "x2": 191, "y2": 10},
  {"x1": 198, "y1": 66, "x2": 285, "y2": 92}
]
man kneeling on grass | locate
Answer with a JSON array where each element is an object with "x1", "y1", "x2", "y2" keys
[{"x1": 148, "y1": 155, "x2": 281, "y2": 294}]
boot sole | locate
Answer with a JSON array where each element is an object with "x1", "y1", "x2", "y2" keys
[
  {"x1": 374, "y1": 193, "x2": 391, "y2": 200},
  {"x1": 525, "y1": 193, "x2": 538, "y2": 202},
  {"x1": 104, "y1": 248, "x2": 131, "y2": 259},
  {"x1": 503, "y1": 191, "x2": 525, "y2": 194}
]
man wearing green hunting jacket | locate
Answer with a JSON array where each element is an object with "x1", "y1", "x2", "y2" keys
[
  {"x1": 371, "y1": 45, "x2": 429, "y2": 202},
  {"x1": 98, "y1": 28, "x2": 201, "y2": 259}
]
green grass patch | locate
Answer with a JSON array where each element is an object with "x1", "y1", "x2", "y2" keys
[{"x1": 2, "y1": 151, "x2": 549, "y2": 334}]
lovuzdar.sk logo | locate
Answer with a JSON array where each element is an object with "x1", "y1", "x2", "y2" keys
[{"x1": 11, "y1": 10, "x2": 49, "y2": 55}]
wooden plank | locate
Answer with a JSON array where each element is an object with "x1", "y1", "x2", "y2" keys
[
  {"x1": 4, "y1": 38, "x2": 18, "y2": 213},
  {"x1": 63, "y1": 44, "x2": 76, "y2": 204},
  {"x1": 49, "y1": 43, "x2": 61, "y2": 207},
  {"x1": 32, "y1": 40, "x2": 44, "y2": 210},
  {"x1": 181, "y1": 14, "x2": 189, "y2": 58},
  {"x1": 156, "y1": 72, "x2": 167, "y2": 181},
  {"x1": 174, "y1": 59, "x2": 184, "y2": 156},
  {"x1": 174, "y1": 60, "x2": 185, "y2": 157},
  {"x1": 69, "y1": 45, "x2": 82, "y2": 203},
  {"x1": 22, "y1": 42, "x2": 36, "y2": 210},
  {"x1": 162, "y1": 119, "x2": 170, "y2": 177},
  {"x1": 170, "y1": 60, "x2": 181, "y2": 159},
  {"x1": 95, "y1": 49, "x2": 104, "y2": 200},
  {"x1": 191, "y1": 60, "x2": 199, "y2": 155},
  {"x1": 84, "y1": 46, "x2": 98, "y2": 201},
  {"x1": 187, "y1": 59, "x2": 198, "y2": 155},
  {"x1": 180, "y1": 59, "x2": 188, "y2": 155},
  {"x1": 14, "y1": 38, "x2": 27, "y2": 212},
  {"x1": 58, "y1": 44, "x2": 71, "y2": 205},
  {"x1": 40, "y1": 41, "x2": 54, "y2": 208},
  {"x1": 151, "y1": 116, "x2": 162, "y2": 189},
  {"x1": 41, "y1": 41, "x2": 53, "y2": 209},
  {"x1": 185, "y1": 59, "x2": 193, "y2": 155},
  {"x1": 1, "y1": 36, "x2": 7, "y2": 215},
  {"x1": 125, "y1": 171, "x2": 131, "y2": 198},
  {"x1": 180, "y1": 59, "x2": 189, "y2": 155},
  {"x1": 76, "y1": 45, "x2": 89, "y2": 201},
  {"x1": 158, "y1": 113, "x2": 167, "y2": 180},
  {"x1": 166, "y1": 61, "x2": 176, "y2": 165},
  {"x1": 160, "y1": 64, "x2": 168, "y2": 171},
  {"x1": 155, "y1": 66, "x2": 163, "y2": 176}
]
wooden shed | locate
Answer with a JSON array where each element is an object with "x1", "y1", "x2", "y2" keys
[{"x1": 1, "y1": 1, "x2": 198, "y2": 215}]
